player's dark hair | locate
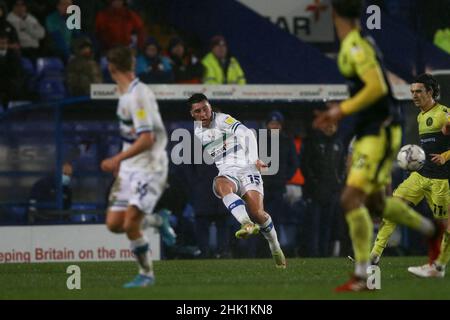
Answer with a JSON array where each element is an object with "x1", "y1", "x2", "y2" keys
[
  {"x1": 106, "y1": 46, "x2": 135, "y2": 73},
  {"x1": 187, "y1": 93, "x2": 209, "y2": 108},
  {"x1": 413, "y1": 73, "x2": 440, "y2": 100},
  {"x1": 332, "y1": 0, "x2": 362, "y2": 19}
]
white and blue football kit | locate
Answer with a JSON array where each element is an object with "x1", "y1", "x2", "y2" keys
[
  {"x1": 108, "y1": 78, "x2": 168, "y2": 214},
  {"x1": 194, "y1": 112, "x2": 264, "y2": 198}
]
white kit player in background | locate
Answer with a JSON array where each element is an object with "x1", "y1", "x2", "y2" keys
[
  {"x1": 188, "y1": 93, "x2": 286, "y2": 268},
  {"x1": 101, "y1": 46, "x2": 171, "y2": 288}
]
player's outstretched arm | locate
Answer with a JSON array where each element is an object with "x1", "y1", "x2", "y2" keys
[
  {"x1": 340, "y1": 66, "x2": 388, "y2": 115},
  {"x1": 313, "y1": 66, "x2": 388, "y2": 132}
]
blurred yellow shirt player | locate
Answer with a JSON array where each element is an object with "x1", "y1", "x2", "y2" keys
[{"x1": 314, "y1": 0, "x2": 439, "y2": 291}]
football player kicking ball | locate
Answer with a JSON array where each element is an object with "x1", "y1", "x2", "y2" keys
[
  {"x1": 314, "y1": 0, "x2": 439, "y2": 292},
  {"x1": 101, "y1": 46, "x2": 169, "y2": 288},
  {"x1": 371, "y1": 74, "x2": 449, "y2": 274},
  {"x1": 408, "y1": 114, "x2": 450, "y2": 278},
  {"x1": 188, "y1": 93, "x2": 286, "y2": 269}
]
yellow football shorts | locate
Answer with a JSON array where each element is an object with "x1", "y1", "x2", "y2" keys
[
  {"x1": 393, "y1": 172, "x2": 449, "y2": 219},
  {"x1": 347, "y1": 125, "x2": 402, "y2": 195}
]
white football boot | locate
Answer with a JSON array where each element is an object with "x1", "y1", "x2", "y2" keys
[{"x1": 407, "y1": 263, "x2": 445, "y2": 278}]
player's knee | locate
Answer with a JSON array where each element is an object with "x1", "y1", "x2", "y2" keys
[
  {"x1": 216, "y1": 188, "x2": 231, "y2": 198},
  {"x1": 340, "y1": 191, "x2": 351, "y2": 212},
  {"x1": 215, "y1": 178, "x2": 234, "y2": 197},
  {"x1": 106, "y1": 221, "x2": 123, "y2": 233},
  {"x1": 340, "y1": 189, "x2": 364, "y2": 213},
  {"x1": 123, "y1": 220, "x2": 139, "y2": 234}
]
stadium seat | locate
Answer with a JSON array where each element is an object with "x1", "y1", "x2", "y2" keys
[
  {"x1": 20, "y1": 57, "x2": 39, "y2": 93},
  {"x1": 36, "y1": 57, "x2": 65, "y2": 77},
  {"x1": 21, "y1": 57, "x2": 36, "y2": 77},
  {"x1": 38, "y1": 77, "x2": 66, "y2": 101},
  {"x1": 7, "y1": 101, "x2": 32, "y2": 109},
  {"x1": 8, "y1": 206, "x2": 27, "y2": 224},
  {"x1": 100, "y1": 56, "x2": 114, "y2": 83},
  {"x1": 100, "y1": 56, "x2": 108, "y2": 71},
  {"x1": 70, "y1": 213, "x2": 98, "y2": 223}
]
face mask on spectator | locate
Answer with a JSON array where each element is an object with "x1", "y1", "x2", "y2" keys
[{"x1": 62, "y1": 174, "x2": 71, "y2": 186}]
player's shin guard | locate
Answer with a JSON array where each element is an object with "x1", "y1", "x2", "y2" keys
[
  {"x1": 346, "y1": 207, "x2": 372, "y2": 278},
  {"x1": 258, "y1": 216, "x2": 280, "y2": 252},
  {"x1": 436, "y1": 231, "x2": 450, "y2": 269},
  {"x1": 222, "y1": 193, "x2": 252, "y2": 225},
  {"x1": 371, "y1": 218, "x2": 397, "y2": 259},
  {"x1": 130, "y1": 237, "x2": 154, "y2": 277}
]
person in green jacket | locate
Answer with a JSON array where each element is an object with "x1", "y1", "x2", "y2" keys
[
  {"x1": 434, "y1": 28, "x2": 450, "y2": 55},
  {"x1": 201, "y1": 35, "x2": 246, "y2": 84}
]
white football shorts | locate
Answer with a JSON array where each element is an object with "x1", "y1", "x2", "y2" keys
[
  {"x1": 212, "y1": 167, "x2": 264, "y2": 198},
  {"x1": 108, "y1": 168, "x2": 168, "y2": 215}
]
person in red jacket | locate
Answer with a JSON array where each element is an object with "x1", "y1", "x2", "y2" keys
[{"x1": 95, "y1": 0, "x2": 145, "y2": 53}]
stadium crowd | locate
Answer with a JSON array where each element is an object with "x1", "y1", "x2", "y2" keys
[{"x1": 0, "y1": 0, "x2": 246, "y2": 109}]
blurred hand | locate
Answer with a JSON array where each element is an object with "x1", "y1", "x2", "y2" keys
[
  {"x1": 101, "y1": 156, "x2": 121, "y2": 176},
  {"x1": 255, "y1": 159, "x2": 268, "y2": 172},
  {"x1": 442, "y1": 123, "x2": 450, "y2": 135},
  {"x1": 283, "y1": 185, "x2": 302, "y2": 206},
  {"x1": 313, "y1": 102, "x2": 343, "y2": 134},
  {"x1": 430, "y1": 154, "x2": 445, "y2": 166}
]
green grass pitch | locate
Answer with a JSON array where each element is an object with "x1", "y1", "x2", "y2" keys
[{"x1": 0, "y1": 257, "x2": 448, "y2": 300}]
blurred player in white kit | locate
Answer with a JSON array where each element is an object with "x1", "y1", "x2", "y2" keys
[{"x1": 101, "y1": 46, "x2": 170, "y2": 288}]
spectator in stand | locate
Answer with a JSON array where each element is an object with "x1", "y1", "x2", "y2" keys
[
  {"x1": 95, "y1": 0, "x2": 145, "y2": 53},
  {"x1": 73, "y1": 0, "x2": 104, "y2": 36},
  {"x1": 252, "y1": 111, "x2": 298, "y2": 257},
  {"x1": 183, "y1": 159, "x2": 232, "y2": 259},
  {"x1": 300, "y1": 125, "x2": 347, "y2": 257},
  {"x1": 23, "y1": 1, "x2": 53, "y2": 23},
  {"x1": 136, "y1": 36, "x2": 173, "y2": 84},
  {"x1": 434, "y1": 28, "x2": 450, "y2": 55},
  {"x1": 27, "y1": 162, "x2": 74, "y2": 224},
  {"x1": 0, "y1": 30, "x2": 25, "y2": 109},
  {"x1": 7, "y1": 0, "x2": 45, "y2": 61},
  {"x1": 46, "y1": 0, "x2": 79, "y2": 61},
  {"x1": 0, "y1": 0, "x2": 19, "y2": 50},
  {"x1": 201, "y1": 35, "x2": 246, "y2": 84},
  {"x1": 167, "y1": 36, "x2": 203, "y2": 84},
  {"x1": 66, "y1": 37, "x2": 103, "y2": 96},
  {"x1": 284, "y1": 125, "x2": 307, "y2": 256}
]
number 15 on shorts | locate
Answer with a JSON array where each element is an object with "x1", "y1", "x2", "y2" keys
[{"x1": 246, "y1": 175, "x2": 261, "y2": 185}]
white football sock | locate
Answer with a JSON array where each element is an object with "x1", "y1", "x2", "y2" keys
[
  {"x1": 355, "y1": 262, "x2": 369, "y2": 279},
  {"x1": 258, "y1": 216, "x2": 281, "y2": 252},
  {"x1": 130, "y1": 237, "x2": 154, "y2": 277},
  {"x1": 222, "y1": 193, "x2": 252, "y2": 225}
]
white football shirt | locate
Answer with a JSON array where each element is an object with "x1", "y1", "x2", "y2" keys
[
  {"x1": 116, "y1": 78, "x2": 168, "y2": 172},
  {"x1": 194, "y1": 112, "x2": 257, "y2": 173}
]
